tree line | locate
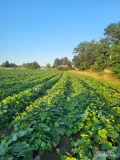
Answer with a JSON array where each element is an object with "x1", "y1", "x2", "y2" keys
[
  {"x1": 72, "y1": 22, "x2": 120, "y2": 78},
  {"x1": 0, "y1": 61, "x2": 40, "y2": 69},
  {"x1": 0, "y1": 58, "x2": 72, "y2": 69},
  {"x1": 1, "y1": 61, "x2": 17, "y2": 68},
  {"x1": 0, "y1": 58, "x2": 72, "y2": 70},
  {"x1": 21, "y1": 62, "x2": 40, "y2": 69}
]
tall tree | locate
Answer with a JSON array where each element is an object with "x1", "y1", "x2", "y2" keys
[
  {"x1": 53, "y1": 58, "x2": 60, "y2": 68},
  {"x1": 73, "y1": 41, "x2": 88, "y2": 54},
  {"x1": 108, "y1": 41, "x2": 120, "y2": 77},
  {"x1": 63, "y1": 57, "x2": 69, "y2": 65},
  {"x1": 72, "y1": 40, "x2": 110, "y2": 71},
  {"x1": 46, "y1": 63, "x2": 51, "y2": 68},
  {"x1": 68, "y1": 60, "x2": 72, "y2": 68},
  {"x1": 1, "y1": 61, "x2": 10, "y2": 67},
  {"x1": 104, "y1": 22, "x2": 120, "y2": 45},
  {"x1": 31, "y1": 61, "x2": 40, "y2": 69},
  {"x1": 21, "y1": 61, "x2": 40, "y2": 69},
  {"x1": 1, "y1": 61, "x2": 17, "y2": 67},
  {"x1": 53, "y1": 57, "x2": 72, "y2": 68},
  {"x1": 72, "y1": 22, "x2": 120, "y2": 77}
]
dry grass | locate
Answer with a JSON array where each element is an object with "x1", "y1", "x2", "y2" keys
[
  {"x1": 0, "y1": 67, "x2": 13, "y2": 70},
  {"x1": 70, "y1": 70, "x2": 120, "y2": 92}
]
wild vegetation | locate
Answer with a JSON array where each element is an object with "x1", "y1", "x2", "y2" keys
[
  {"x1": 72, "y1": 22, "x2": 120, "y2": 78},
  {"x1": 0, "y1": 70, "x2": 120, "y2": 160},
  {"x1": 70, "y1": 70, "x2": 120, "y2": 92}
]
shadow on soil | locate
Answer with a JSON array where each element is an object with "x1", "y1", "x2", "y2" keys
[{"x1": 33, "y1": 138, "x2": 71, "y2": 160}]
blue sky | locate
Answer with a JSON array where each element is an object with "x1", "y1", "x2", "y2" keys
[{"x1": 0, "y1": 0, "x2": 120, "y2": 66}]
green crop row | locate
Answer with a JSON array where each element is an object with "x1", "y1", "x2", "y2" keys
[
  {"x1": 0, "y1": 72, "x2": 70, "y2": 159},
  {"x1": 0, "y1": 70, "x2": 45, "y2": 87},
  {"x1": 73, "y1": 73, "x2": 120, "y2": 102},
  {"x1": 62, "y1": 73, "x2": 120, "y2": 160},
  {"x1": 0, "y1": 70, "x2": 60, "y2": 93},
  {"x1": 0, "y1": 72, "x2": 63, "y2": 130},
  {"x1": 0, "y1": 71, "x2": 119, "y2": 160},
  {"x1": 0, "y1": 71, "x2": 59, "y2": 100}
]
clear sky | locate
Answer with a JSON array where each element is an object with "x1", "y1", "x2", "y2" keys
[{"x1": 0, "y1": 0, "x2": 120, "y2": 66}]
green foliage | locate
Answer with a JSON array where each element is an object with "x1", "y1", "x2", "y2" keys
[
  {"x1": 104, "y1": 22, "x2": 120, "y2": 45},
  {"x1": 0, "y1": 139, "x2": 8, "y2": 156},
  {"x1": 72, "y1": 21, "x2": 120, "y2": 77},
  {"x1": 108, "y1": 42, "x2": 120, "y2": 78},
  {"x1": 0, "y1": 70, "x2": 62, "y2": 129},
  {"x1": 53, "y1": 58, "x2": 60, "y2": 68},
  {"x1": 68, "y1": 60, "x2": 72, "y2": 68},
  {"x1": 53, "y1": 57, "x2": 71, "y2": 68},
  {"x1": 46, "y1": 63, "x2": 51, "y2": 68},
  {"x1": 72, "y1": 40, "x2": 110, "y2": 71},
  {"x1": 98, "y1": 129, "x2": 108, "y2": 138},
  {"x1": 1, "y1": 61, "x2": 17, "y2": 68},
  {"x1": 0, "y1": 71, "x2": 120, "y2": 159},
  {"x1": 31, "y1": 61, "x2": 40, "y2": 69},
  {"x1": 73, "y1": 41, "x2": 88, "y2": 54},
  {"x1": 22, "y1": 61, "x2": 40, "y2": 69}
]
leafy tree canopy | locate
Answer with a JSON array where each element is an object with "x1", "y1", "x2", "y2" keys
[
  {"x1": 22, "y1": 61, "x2": 40, "y2": 69},
  {"x1": 104, "y1": 22, "x2": 120, "y2": 45},
  {"x1": 46, "y1": 63, "x2": 51, "y2": 68},
  {"x1": 53, "y1": 57, "x2": 71, "y2": 68},
  {"x1": 1, "y1": 61, "x2": 17, "y2": 68},
  {"x1": 72, "y1": 22, "x2": 120, "y2": 77}
]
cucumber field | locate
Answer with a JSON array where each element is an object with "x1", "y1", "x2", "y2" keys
[{"x1": 0, "y1": 70, "x2": 120, "y2": 160}]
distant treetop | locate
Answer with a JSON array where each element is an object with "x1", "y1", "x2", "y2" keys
[{"x1": 1, "y1": 61, "x2": 17, "y2": 68}]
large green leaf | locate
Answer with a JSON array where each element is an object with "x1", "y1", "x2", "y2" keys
[
  {"x1": 8, "y1": 133, "x2": 17, "y2": 145},
  {"x1": 98, "y1": 129, "x2": 108, "y2": 138},
  {"x1": 17, "y1": 128, "x2": 33, "y2": 137},
  {"x1": 0, "y1": 139, "x2": 8, "y2": 156},
  {"x1": 54, "y1": 122, "x2": 59, "y2": 127},
  {"x1": 101, "y1": 142, "x2": 112, "y2": 150},
  {"x1": 109, "y1": 130, "x2": 119, "y2": 139},
  {"x1": 66, "y1": 130, "x2": 72, "y2": 137},
  {"x1": 57, "y1": 127, "x2": 65, "y2": 135}
]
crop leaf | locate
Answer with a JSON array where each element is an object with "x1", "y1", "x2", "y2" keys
[
  {"x1": 66, "y1": 130, "x2": 72, "y2": 137},
  {"x1": 98, "y1": 129, "x2": 108, "y2": 138},
  {"x1": 0, "y1": 139, "x2": 8, "y2": 156},
  {"x1": 8, "y1": 133, "x2": 17, "y2": 145},
  {"x1": 109, "y1": 130, "x2": 119, "y2": 139},
  {"x1": 101, "y1": 142, "x2": 112, "y2": 150},
  {"x1": 57, "y1": 127, "x2": 65, "y2": 135},
  {"x1": 17, "y1": 128, "x2": 33, "y2": 137}
]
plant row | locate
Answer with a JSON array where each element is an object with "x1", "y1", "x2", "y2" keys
[
  {"x1": 0, "y1": 70, "x2": 59, "y2": 92},
  {"x1": 0, "y1": 71, "x2": 59, "y2": 100},
  {"x1": 0, "y1": 72, "x2": 63, "y2": 130},
  {"x1": 0, "y1": 72, "x2": 120, "y2": 160}
]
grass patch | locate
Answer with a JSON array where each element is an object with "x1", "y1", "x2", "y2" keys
[{"x1": 70, "y1": 70, "x2": 120, "y2": 92}]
